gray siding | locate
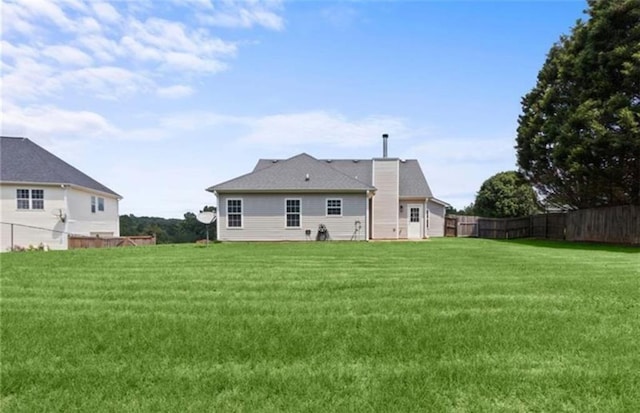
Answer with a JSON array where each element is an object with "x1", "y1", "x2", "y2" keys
[
  {"x1": 217, "y1": 193, "x2": 367, "y2": 241},
  {"x1": 427, "y1": 200, "x2": 446, "y2": 237},
  {"x1": 372, "y1": 159, "x2": 399, "y2": 239}
]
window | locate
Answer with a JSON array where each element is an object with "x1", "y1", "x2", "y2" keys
[
  {"x1": 17, "y1": 189, "x2": 30, "y2": 209},
  {"x1": 91, "y1": 196, "x2": 105, "y2": 213},
  {"x1": 16, "y1": 189, "x2": 44, "y2": 210},
  {"x1": 227, "y1": 199, "x2": 242, "y2": 228},
  {"x1": 31, "y1": 190, "x2": 44, "y2": 209},
  {"x1": 410, "y1": 207, "x2": 420, "y2": 223},
  {"x1": 285, "y1": 199, "x2": 301, "y2": 228},
  {"x1": 426, "y1": 209, "x2": 430, "y2": 228},
  {"x1": 326, "y1": 199, "x2": 342, "y2": 216}
]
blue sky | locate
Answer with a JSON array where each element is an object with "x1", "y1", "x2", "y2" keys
[{"x1": 1, "y1": 0, "x2": 588, "y2": 218}]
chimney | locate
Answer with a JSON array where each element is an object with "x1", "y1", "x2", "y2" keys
[{"x1": 382, "y1": 133, "x2": 389, "y2": 158}]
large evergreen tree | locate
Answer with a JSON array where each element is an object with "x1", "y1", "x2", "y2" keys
[
  {"x1": 474, "y1": 171, "x2": 540, "y2": 218},
  {"x1": 516, "y1": 0, "x2": 640, "y2": 209}
]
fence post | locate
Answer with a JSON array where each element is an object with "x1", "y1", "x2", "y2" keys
[{"x1": 11, "y1": 223, "x2": 14, "y2": 251}]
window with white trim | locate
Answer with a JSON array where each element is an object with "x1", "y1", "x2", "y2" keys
[
  {"x1": 326, "y1": 198, "x2": 342, "y2": 216},
  {"x1": 17, "y1": 189, "x2": 30, "y2": 209},
  {"x1": 285, "y1": 199, "x2": 301, "y2": 228},
  {"x1": 16, "y1": 189, "x2": 44, "y2": 210},
  {"x1": 92, "y1": 196, "x2": 105, "y2": 213},
  {"x1": 227, "y1": 199, "x2": 242, "y2": 228}
]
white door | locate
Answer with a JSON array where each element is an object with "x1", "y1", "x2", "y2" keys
[{"x1": 407, "y1": 204, "x2": 422, "y2": 239}]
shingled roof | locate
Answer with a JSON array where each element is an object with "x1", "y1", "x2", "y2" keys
[
  {"x1": 0, "y1": 136, "x2": 121, "y2": 197},
  {"x1": 208, "y1": 153, "x2": 375, "y2": 192},
  {"x1": 252, "y1": 157, "x2": 433, "y2": 198}
]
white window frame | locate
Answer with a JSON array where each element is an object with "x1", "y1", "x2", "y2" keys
[
  {"x1": 98, "y1": 197, "x2": 105, "y2": 212},
  {"x1": 91, "y1": 196, "x2": 96, "y2": 213},
  {"x1": 227, "y1": 198, "x2": 243, "y2": 228},
  {"x1": 31, "y1": 189, "x2": 44, "y2": 210},
  {"x1": 16, "y1": 189, "x2": 44, "y2": 210},
  {"x1": 17, "y1": 189, "x2": 30, "y2": 210},
  {"x1": 285, "y1": 198, "x2": 301, "y2": 228},
  {"x1": 326, "y1": 198, "x2": 343, "y2": 217}
]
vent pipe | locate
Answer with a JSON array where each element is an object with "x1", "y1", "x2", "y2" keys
[{"x1": 382, "y1": 133, "x2": 389, "y2": 158}]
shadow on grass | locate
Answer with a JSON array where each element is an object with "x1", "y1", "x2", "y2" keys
[{"x1": 486, "y1": 238, "x2": 640, "y2": 254}]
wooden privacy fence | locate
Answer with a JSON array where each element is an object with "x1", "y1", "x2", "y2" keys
[
  {"x1": 446, "y1": 205, "x2": 639, "y2": 245},
  {"x1": 68, "y1": 235, "x2": 156, "y2": 249},
  {"x1": 566, "y1": 205, "x2": 640, "y2": 244}
]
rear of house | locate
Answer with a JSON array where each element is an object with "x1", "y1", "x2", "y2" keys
[{"x1": 208, "y1": 136, "x2": 449, "y2": 241}]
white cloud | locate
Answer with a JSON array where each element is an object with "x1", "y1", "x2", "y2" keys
[
  {"x1": 156, "y1": 85, "x2": 195, "y2": 99},
  {"x1": 20, "y1": 0, "x2": 76, "y2": 31},
  {"x1": 1, "y1": 0, "x2": 281, "y2": 104},
  {"x1": 56, "y1": 66, "x2": 155, "y2": 99},
  {"x1": 0, "y1": 103, "x2": 119, "y2": 139},
  {"x1": 78, "y1": 34, "x2": 121, "y2": 62},
  {"x1": 42, "y1": 45, "x2": 94, "y2": 67},
  {"x1": 91, "y1": 2, "x2": 121, "y2": 24},
  {"x1": 240, "y1": 111, "x2": 412, "y2": 148},
  {"x1": 163, "y1": 52, "x2": 228, "y2": 73},
  {"x1": 408, "y1": 138, "x2": 517, "y2": 209},
  {"x1": 201, "y1": 0, "x2": 284, "y2": 30}
]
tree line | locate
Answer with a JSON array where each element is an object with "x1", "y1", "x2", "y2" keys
[{"x1": 120, "y1": 206, "x2": 217, "y2": 244}]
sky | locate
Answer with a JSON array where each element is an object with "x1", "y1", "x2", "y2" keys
[{"x1": 1, "y1": 0, "x2": 589, "y2": 218}]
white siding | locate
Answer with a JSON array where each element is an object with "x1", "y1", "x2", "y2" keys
[
  {"x1": 372, "y1": 159, "x2": 399, "y2": 239},
  {"x1": 427, "y1": 200, "x2": 446, "y2": 237},
  {"x1": 0, "y1": 184, "x2": 119, "y2": 251},
  {"x1": 66, "y1": 188, "x2": 120, "y2": 238},
  {"x1": 1, "y1": 185, "x2": 67, "y2": 250},
  {"x1": 217, "y1": 193, "x2": 367, "y2": 241}
]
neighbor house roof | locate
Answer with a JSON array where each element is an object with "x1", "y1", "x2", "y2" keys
[
  {"x1": 208, "y1": 153, "x2": 375, "y2": 193},
  {"x1": 0, "y1": 136, "x2": 121, "y2": 197},
  {"x1": 253, "y1": 157, "x2": 433, "y2": 198}
]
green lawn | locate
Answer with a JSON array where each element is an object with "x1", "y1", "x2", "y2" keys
[{"x1": 1, "y1": 239, "x2": 639, "y2": 412}]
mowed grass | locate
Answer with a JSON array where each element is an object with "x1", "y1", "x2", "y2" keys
[{"x1": 1, "y1": 239, "x2": 639, "y2": 412}]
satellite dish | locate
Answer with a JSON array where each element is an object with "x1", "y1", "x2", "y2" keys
[
  {"x1": 196, "y1": 211, "x2": 217, "y2": 246},
  {"x1": 197, "y1": 211, "x2": 216, "y2": 224},
  {"x1": 52, "y1": 208, "x2": 67, "y2": 223}
]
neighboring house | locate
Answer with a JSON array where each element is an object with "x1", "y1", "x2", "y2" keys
[
  {"x1": 0, "y1": 136, "x2": 122, "y2": 251},
  {"x1": 207, "y1": 135, "x2": 448, "y2": 241}
]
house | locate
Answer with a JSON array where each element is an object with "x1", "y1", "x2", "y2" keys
[
  {"x1": 207, "y1": 135, "x2": 448, "y2": 241},
  {"x1": 0, "y1": 136, "x2": 122, "y2": 251}
]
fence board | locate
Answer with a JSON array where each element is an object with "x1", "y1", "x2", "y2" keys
[
  {"x1": 446, "y1": 206, "x2": 637, "y2": 245},
  {"x1": 565, "y1": 205, "x2": 640, "y2": 245},
  {"x1": 68, "y1": 235, "x2": 156, "y2": 249}
]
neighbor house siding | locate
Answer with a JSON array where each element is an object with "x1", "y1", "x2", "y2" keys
[
  {"x1": 372, "y1": 159, "x2": 399, "y2": 239},
  {"x1": 217, "y1": 193, "x2": 367, "y2": 241},
  {"x1": 0, "y1": 184, "x2": 67, "y2": 250},
  {"x1": 0, "y1": 184, "x2": 120, "y2": 251},
  {"x1": 427, "y1": 200, "x2": 446, "y2": 237},
  {"x1": 66, "y1": 188, "x2": 120, "y2": 238}
]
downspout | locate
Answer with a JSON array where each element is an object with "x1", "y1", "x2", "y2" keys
[
  {"x1": 364, "y1": 191, "x2": 369, "y2": 241},
  {"x1": 62, "y1": 184, "x2": 69, "y2": 248},
  {"x1": 214, "y1": 191, "x2": 220, "y2": 241}
]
